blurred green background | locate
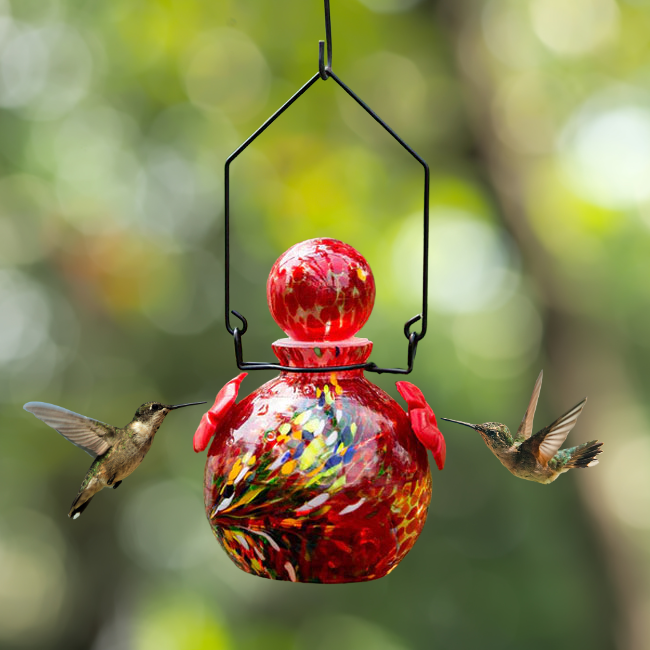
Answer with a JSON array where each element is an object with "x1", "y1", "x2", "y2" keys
[{"x1": 1, "y1": 0, "x2": 649, "y2": 647}]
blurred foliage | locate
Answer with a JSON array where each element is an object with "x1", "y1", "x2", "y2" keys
[{"x1": 1, "y1": 0, "x2": 649, "y2": 648}]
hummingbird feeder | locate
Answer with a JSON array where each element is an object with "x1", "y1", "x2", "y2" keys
[{"x1": 194, "y1": 0, "x2": 444, "y2": 583}]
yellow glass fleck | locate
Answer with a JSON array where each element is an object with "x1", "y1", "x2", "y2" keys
[{"x1": 281, "y1": 460, "x2": 297, "y2": 474}]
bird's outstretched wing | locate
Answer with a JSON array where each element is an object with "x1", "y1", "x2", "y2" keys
[
  {"x1": 24, "y1": 402, "x2": 116, "y2": 458},
  {"x1": 520, "y1": 398, "x2": 587, "y2": 465},
  {"x1": 516, "y1": 370, "x2": 543, "y2": 441}
]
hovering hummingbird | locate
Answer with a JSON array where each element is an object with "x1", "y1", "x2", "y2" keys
[
  {"x1": 24, "y1": 400, "x2": 206, "y2": 518},
  {"x1": 441, "y1": 371, "x2": 603, "y2": 484}
]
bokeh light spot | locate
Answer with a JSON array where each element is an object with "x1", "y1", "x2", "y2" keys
[
  {"x1": 393, "y1": 209, "x2": 519, "y2": 314},
  {"x1": 482, "y1": 0, "x2": 540, "y2": 69},
  {"x1": 53, "y1": 104, "x2": 141, "y2": 232},
  {"x1": 0, "y1": 23, "x2": 92, "y2": 120},
  {"x1": 183, "y1": 29, "x2": 270, "y2": 123},
  {"x1": 134, "y1": 591, "x2": 231, "y2": 650},
  {"x1": 560, "y1": 102, "x2": 650, "y2": 209},
  {"x1": 136, "y1": 146, "x2": 197, "y2": 236},
  {"x1": 0, "y1": 269, "x2": 50, "y2": 364},
  {"x1": 530, "y1": 0, "x2": 619, "y2": 57},
  {"x1": 492, "y1": 73, "x2": 556, "y2": 154},
  {"x1": 603, "y1": 435, "x2": 650, "y2": 529}
]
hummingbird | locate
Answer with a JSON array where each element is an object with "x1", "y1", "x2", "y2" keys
[
  {"x1": 24, "y1": 399, "x2": 206, "y2": 518},
  {"x1": 440, "y1": 371, "x2": 603, "y2": 484}
]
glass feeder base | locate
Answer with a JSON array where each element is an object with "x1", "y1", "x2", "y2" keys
[{"x1": 204, "y1": 366, "x2": 432, "y2": 584}]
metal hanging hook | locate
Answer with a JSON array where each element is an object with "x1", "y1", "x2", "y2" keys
[
  {"x1": 223, "y1": 0, "x2": 430, "y2": 374},
  {"x1": 230, "y1": 310, "x2": 248, "y2": 336},
  {"x1": 404, "y1": 314, "x2": 422, "y2": 340},
  {"x1": 319, "y1": 0, "x2": 333, "y2": 80}
]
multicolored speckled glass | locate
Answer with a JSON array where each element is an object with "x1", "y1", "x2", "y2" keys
[{"x1": 196, "y1": 238, "x2": 442, "y2": 583}]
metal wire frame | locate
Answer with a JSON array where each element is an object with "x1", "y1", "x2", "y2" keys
[{"x1": 224, "y1": 0, "x2": 429, "y2": 374}]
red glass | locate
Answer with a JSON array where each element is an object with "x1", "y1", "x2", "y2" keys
[
  {"x1": 267, "y1": 238, "x2": 375, "y2": 341},
  {"x1": 198, "y1": 238, "x2": 440, "y2": 583}
]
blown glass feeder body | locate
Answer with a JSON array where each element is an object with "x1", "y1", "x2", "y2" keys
[{"x1": 201, "y1": 239, "x2": 434, "y2": 583}]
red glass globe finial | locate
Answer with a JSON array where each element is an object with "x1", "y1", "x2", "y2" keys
[{"x1": 267, "y1": 238, "x2": 376, "y2": 342}]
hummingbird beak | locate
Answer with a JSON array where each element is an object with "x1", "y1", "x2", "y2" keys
[
  {"x1": 440, "y1": 417, "x2": 479, "y2": 431},
  {"x1": 167, "y1": 401, "x2": 207, "y2": 410}
]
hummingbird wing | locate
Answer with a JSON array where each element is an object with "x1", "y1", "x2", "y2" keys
[
  {"x1": 519, "y1": 398, "x2": 587, "y2": 465},
  {"x1": 516, "y1": 370, "x2": 543, "y2": 441},
  {"x1": 24, "y1": 402, "x2": 116, "y2": 458}
]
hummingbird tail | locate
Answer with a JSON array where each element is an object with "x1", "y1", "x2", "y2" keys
[
  {"x1": 68, "y1": 493, "x2": 95, "y2": 519},
  {"x1": 565, "y1": 440, "x2": 603, "y2": 469}
]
